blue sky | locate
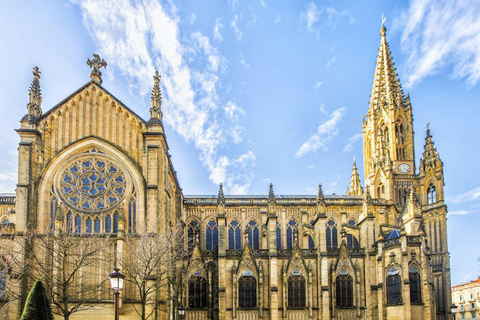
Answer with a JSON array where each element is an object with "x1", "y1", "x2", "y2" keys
[{"x1": 0, "y1": 0, "x2": 479, "y2": 285}]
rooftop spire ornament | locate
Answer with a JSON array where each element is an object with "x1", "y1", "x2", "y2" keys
[
  {"x1": 87, "y1": 54, "x2": 107, "y2": 85},
  {"x1": 217, "y1": 183, "x2": 225, "y2": 205},
  {"x1": 149, "y1": 71, "x2": 163, "y2": 122},
  {"x1": 268, "y1": 183, "x2": 275, "y2": 203},
  {"x1": 27, "y1": 66, "x2": 42, "y2": 118}
]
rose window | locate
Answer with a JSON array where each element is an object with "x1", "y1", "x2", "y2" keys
[{"x1": 58, "y1": 157, "x2": 128, "y2": 213}]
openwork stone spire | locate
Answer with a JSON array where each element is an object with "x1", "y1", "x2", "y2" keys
[
  {"x1": 419, "y1": 124, "x2": 442, "y2": 173},
  {"x1": 268, "y1": 183, "x2": 275, "y2": 203},
  {"x1": 27, "y1": 66, "x2": 42, "y2": 118},
  {"x1": 317, "y1": 184, "x2": 324, "y2": 203},
  {"x1": 368, "y1": 24, "x2": 405, "y2": 115},
  {"x1": 86, "y1": 54, "x2": 107, "y2": 85},
  {"x1": 347, "y1": 162, "x2": 364, "y2": 196},
  {"x1": 150, "y1": 71, "x2": 163, "y2": 121},
  {"x1": 217, "y1": 183, "x2": 225, "y2": 205}
]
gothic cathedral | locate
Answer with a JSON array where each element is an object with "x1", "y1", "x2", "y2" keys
[{"x1": 0, "y1": 25, "x2": 451, "y2": 320}]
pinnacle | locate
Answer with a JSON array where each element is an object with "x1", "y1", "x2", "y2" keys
[
  {"x1": 148, "y1": 71, "x2": 163, "y2": 124},
  {"x1": 317, "y1": 183, "x2": 324, "y2": 202},
  {"x1": 347, "y1": 161, "x2": 364, "y2": 196},
  {"x1": 269, "y1": 183, "x2": 275, "y2": 202},
  {"x1": 217, "y1": 183, "x2": 225, "y2": 204},
  {"x1": 27, "y1": 66, "x2": 42, "y2": 118}
]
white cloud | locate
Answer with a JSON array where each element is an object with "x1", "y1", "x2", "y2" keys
[
  {"x1": 326, "y1": 56, "x2": 336, "y2": 67},
  {"x1": 231, "y1": 14, "x2": 243, "y2": 41},
  {"x1": 343, "y1": 133, "x2": 362, "y2": 153},
  {"x1": 295, "y1": 107, "x2": 346, "y2": 157},
  {"x1": 239, "y1": 53, "x2": 250, "y2": 68},
  {"x1": 190, "y1": 13, "x2": 197, "y2": 24},
  {"x1": 213, "y1": 18, "x2": 224, "y2": 42},
  {"x1": 393, "y1": 0, "x2": 480, "y2": 87},
  {"x1": 260, "y1": 0, "x2": 266, "y2": 9},
  {"x1": 76, "y1": 0, "x2": 255, "y2": 194},
  {"x1": 448, "y1": 210, "x2": 473, "y2": 215},
  {"x1": 450, "y1": 187, "x2": 480, "y2": 203},
  {"x1": 301, "y1": 3, "x2": 354, "y2": 34},
  {"x1": 306, "y1": 164, "x2": 315, "y2": 169},
  {"x1": 313, "y1": 80, "x2": 322, "y2": 89},
  {"x1": 274, "y1": 15, "x2": 281, "y2": 24}
]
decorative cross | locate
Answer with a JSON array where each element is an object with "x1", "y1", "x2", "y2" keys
[
  {"x1": 389, "y1": 252, "x2": 396, "y2": 263},
  {"x1": 87, "y1": 54, "x2": 108, "y2": 84},
  {"x1": 32, "y1": 66, "x2": 41, "y2": 80},
  {"x1": 411, "y1": 250, "x2": 417, "y2": 261}
]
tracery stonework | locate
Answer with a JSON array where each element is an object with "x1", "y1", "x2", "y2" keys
[{"x1": 1, "y1": 26, "x2": 452, "y2": 320}]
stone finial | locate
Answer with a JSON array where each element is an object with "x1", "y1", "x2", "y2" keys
[
  {"x1": 268, "y1": 183, "x2": 275, "y2": 203},
  {"x1": 317, "y1": 184, "x2": 324, "y2": 203},
  {"x1": 380, "y1": 13, "x2": 387, "y2": 36},
  {"x1": 150, "y1": 71, "x2": 163, "y2": 122},
  {"x1": 217, "y1": 183, "x2": 225, "y2": 205},
  {"x1": 365, "y1": 187, "x2": 372, "y2": 204},
  {"x1": 87, "y1": 54, "x2": 107, "y2": 85},
  {"x1": 26, "y1": 66, "x2": 42, "y2": 118}
]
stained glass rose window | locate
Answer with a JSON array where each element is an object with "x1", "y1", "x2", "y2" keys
[{"x1": 57, "y1": 157, "x2": 128, "y2": 213}]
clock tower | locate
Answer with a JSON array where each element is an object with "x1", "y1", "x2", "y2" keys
[{"x1": 362, "y1": 24, "x2": 416, "y2": 205}]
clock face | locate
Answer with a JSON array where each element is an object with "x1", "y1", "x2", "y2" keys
[{"x1": 398, "y1": 163, "x2": 411, "y2": 174}]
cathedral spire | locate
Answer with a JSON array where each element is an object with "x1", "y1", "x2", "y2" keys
[
  {"x1": 347, "y1": 162, "x2": 364, "y2": 196},
  {"x1": 150, "y1": 71, "x2": 163, "y2": 122},
  {"x1": 26, "y1": 66, "x2": 42, "y2": 118},
  {"x1": 419, "y1": 124, "x2": 442, "y2": 173}
]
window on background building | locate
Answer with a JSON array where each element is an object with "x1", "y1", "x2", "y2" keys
[
  {"x1": 288, "y1": 275, "x2": 306, "y2": 308},
  {"x1": 308, "y1": 235, "x2": 315, "y2": 249},
  {"x1": 336, "y1": 274, "x2": 354, "y2": 308},
  {"x1": 276, "y1": 222, "x2": 282, "y2": 250},
  {"x1": 326, "y1": 220, "x2": 338, "y2": 249},
  {"x1": 205, "y1": 220, "x2": 218, "y2": 250},
  {"x1": 188, "y1": 276, "x2": 207, "y2": 309},
  {"x1": 346, "y1": 234, "x2": 359, "y2": 249},
  {"x1": 386, "y1": 272, "x2": 402, "y2": 305},
  {"x1": 187, "y1": 220, "x2": 200, "y2": 249},
  {"x1": 238, "y1": 276, "x2": 256, "y2": 308},
  {"x1": 409, "y1": 265, "x2": 421, "y2": 303},
  {"x1": 228, "y1": 220, "x2": 241, "y2": 250},
  {"x1": 286, "y1": 220, "x2": 297, "y2": 249},
  {"x1": 246, "y1": 219, "x2": 259, "y2": 249},
  {"x1": 427, "y1": 184, "x2": 436, "y2": 204}
]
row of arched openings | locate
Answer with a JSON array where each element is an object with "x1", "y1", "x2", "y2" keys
[
  {"x1": 327, "y1": 220, "x2": 359, "y2": 249},
  {"x1": 65, "y1": 211, "x2": 119, "y2": 234},
  {"x1": 386, "y1": 265, "x2": 422, "y2": 305}
]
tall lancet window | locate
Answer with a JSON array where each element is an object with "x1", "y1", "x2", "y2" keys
[
  {"x1": 105, "y1": 215, "x2": 112, "y2": 233},
  {"x1": 246, "y1": 219, "x2": 259, "y2": 249},
  {"x1": 128, "y1": 188, "x2": 136, "y2": 233},
  {"x1": 66, "y1": 211, "x2": 73, "y2": 234},
  {"x1": 113, "y1": 212, "x2": 119, "y2": 233},
  {"x1": 228, "y1": 219, "x2": 241, "y2": 250},
  {"x1": 50, "y1": 188, "x2": 58, "y2": 232},
  {"x1": 276, "y1": 222, "x2": 282, "y2": 250},
  {"x1": 286, "y1": 219, "x2": 297, "y2": 249},
  {"x1": 187, "y1": 220, "x2": 200, "y2": 249},
  {"x1": 288, "y1": 274, "x2": 306, "y2": 308},
  {"x1": 409, "y1": 265, "x2": 422, "y2": 303},
  {"x1": 336, "y1": 274, "x2": 354, "y2": 308},
  {"x1": 427, "y1": 184, "x2": 436, "y2": 204},
  {"x1": 205, "y1": 220, "x2": 218, "y2": 250},
  {"x1": 386, "y1": 268, "x2": 402, "y2": 305},
  {"x1": 395, "y1": 119, "x2": 405, "y2": 160},
  {"x1": 326, "y1": 220, "x2": 338, "y2": 249}
]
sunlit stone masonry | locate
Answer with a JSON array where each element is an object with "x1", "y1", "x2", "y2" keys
[{"x1": 0, "y1": 25, "x2": 451, "y2": 320}]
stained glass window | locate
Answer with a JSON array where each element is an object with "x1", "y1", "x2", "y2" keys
[
  {"x1": 386, "y1": 274, "x2": 402, "y2": 304},
  {"x1": 286, "y1": 220, "x2": 297, "y2": 249},
  {"x1": 86, "y1": 217, "x2": 92, "y2": 233},
  {"x1": 336, "y1": 274, "x2": 353, "y2": 307},
  {"x1": 239, "y1": 276, "x2": 256, "y2": 308},
  {"x1": 326, "y1": 220, "x2": 338, "y2": 249},
  {"x1": 228, "y1": 220, "x2": 241, "y2": 250},
  {"x1": 206, "y1": 220, "x2": 218, "y2": 250},
  {"x1": 66, "y1": 211, "x2": 73, "y2": 233},
  {"x1": 409, "y1": 266, "x2": 421, "y2": 303},
  {"x1": 288, "y1": 275, "x2": 306, "y2": 308},
  {"x1": 94, "y1": 217, "x2": 100, "y2": 233},
  {"x1": 276, "y1": 222, "x2": 282, "y2": 250},
  {"x1": 74, "y1": 215, "x2": 81, "y2": 234},
  {"x1": 188, "y1": 220, "x2": 200, "y2": 249},
  {"x1": 347, "y1": 234, "x2": 359, "y2": 249},
  {"x1": 113, "y1": 212, "x2": 119, "y2": 233},
  {"x1": 50, "y1": 195, "x2": 58, "y2": 232},
  {"x1": 246, "y1": 220, "x2": 259, "y2": 249},
  {"x1": 188, "y1": 276, "x2": 207, "y2": 308},
  {"x1": 105, "y1": 215, "x2": 112, "y2": 233},
  {"x1": 308, "y1": 235, "x2": 315, "y2": 249}
]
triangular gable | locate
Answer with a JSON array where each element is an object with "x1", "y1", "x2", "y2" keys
[{"x1": 186, "y1": 240, "x2": 207, "y2": 278}]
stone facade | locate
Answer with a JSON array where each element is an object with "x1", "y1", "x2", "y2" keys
[
  {"x1": 0, "y1": 25, "x2": 451, "y2": 319},
  {"x1": 452, "y1": 278, "x2": 480, "y2": 320}
]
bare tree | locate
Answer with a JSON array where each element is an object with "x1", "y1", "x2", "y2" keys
[
  {"x1": 11, "y1": 224, "x2": 111, "y2": 320},
  {"x1": 120, "y1": 220, "x2": 185, "y2": 320}
]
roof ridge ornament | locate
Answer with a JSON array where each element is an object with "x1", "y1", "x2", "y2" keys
[
  {"x1": 87, "y1": 54, "x2": 107, "y2": 85},
  {"x1": 26, "y1": 66, "x2": 42, "y2": 119}
]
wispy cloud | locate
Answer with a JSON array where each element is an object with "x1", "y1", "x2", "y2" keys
[
  {"x1": 213, "y1": 18, "x2": 224, "y2": 42},
  {"x1": 450, "y1": 187, "x2": 480, "y2": 203},
  {"x1": 448, "y1": 210, "x2": 474, "y2": 216},
  {"x1": 274, "y1": 14, "x2": 281, "y2": 24},
  {"x1": 295, "y1": 107, "x2": 346, "y2": 157},
  {"x1": 301, "y1": 2, "x2": 354, "y2": 35},
  {"x1": 259, "y1": 0, "x2": 266, "y2": 9},
  {"x1": 393, "y1": 0, "x2": 480, "y2": 87},
  {"x1": 231, "y1": 14, "x2": 243, "y2": 41},
  {"x1": 343, "y1": 133, "x2": 362, "y2": 153},
  {"x1": 239, "y1": 53, "x2": 250, "y2": 68},
  {"x1": 190, "y1": 13, "x2": 197, "y2": 24},
  {"x1": 76, "y1": 0, "x2": 255, "y2": 194},
  {"x1": 326, "y1": 56, "x2": 336, "y2": 67},
  {"x1": 313, "y1": 80, "x2": 322, "y2": 90}
]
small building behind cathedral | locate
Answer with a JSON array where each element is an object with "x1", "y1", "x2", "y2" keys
[{"x1": 0, "y1": 25, "x2": 451, "y2": 320}]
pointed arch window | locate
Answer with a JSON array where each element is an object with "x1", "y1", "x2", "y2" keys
[
  {"x1": 276, "y1": 222, "x2": 282, "y2": 250},
  {"x1": 50, "y1": 194, "x2": 58, "y2": 232},
  {"x1": 94, "y1": 217, "x2": 100, "y2": 233},
  {"x1": 346, "y1": 234, "x2": 359, "y2": 249},
  {"x1": 427, "y1": 184, "x2": 436, "y2": 204},
  {"x1": 286, "y1": 220, "x2": 297, "y2": 249},
  {"x1": 105, "y1": 215, "x2": 112, "y2": 233},
  {"x1": 206, "y1": 220, "x2": 218, "y2": 250},
  {"x1": 396, "y1": 120, "x2": 405, "y2": 160},
  {"x1": 228, "y1": 220, "x2": 241, "y2": 250},
  {"x1": 308, "y1": 235, "x2": 315, "y2": 249},
  {"x1": 74, "y1": 215, "x2": 81, "y2": 234},
  {"x1": 238, "y1": 276, "x2": 257, "y2": 308},
  {"x1": 409, "y1": 265, "x2": 422, "y2": 303},
  {"x1": 86, "y1": 217, "x2": 93, "y2": 234},
  {"x1": 386, "y1": 269, "x2": 402, "y2": 305},
  {"x1": 288, "y1": 274, "x2": 306, "y2": 308},
  {"x1": 336, "y1": 274, "x2": 354, "y2": 308},
  {"x1": 66, "y1": 211, "x2": 73, "y2": 234},
  {"x1": 246, "y1": 219, "x2": 259, "y2": 249},
  {"x1": 113, "y1": 212, "x2": 119, "y2": 233},
  {"x1": 128, "y1": 194, "x2": 136, "y2": 233},
  {"x1": 188, "y1": 220, "x2": 200, "y2": 249},
  {"x1": 326, "y1": 220, "x2": 338, "y2": 249},
  {"x1": 188, "y1": 276, "x2": 207, "y2": 309}
]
